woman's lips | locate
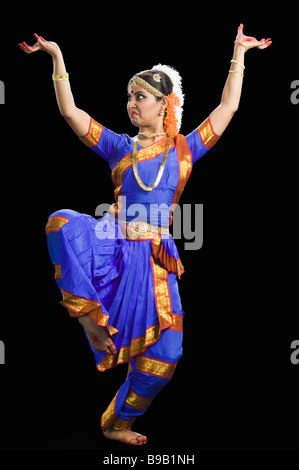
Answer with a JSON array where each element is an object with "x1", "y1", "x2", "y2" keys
[{"x1": 130, "y1": 112, "x2": 138, "y2": 117}]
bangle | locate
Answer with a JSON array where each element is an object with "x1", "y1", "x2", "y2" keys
[
  {"x1": 228, "y1": 69, "x2": 244, "y2": 77},
  {"x1": 234, "y1": 40, "x2": 248, "y2": 51},
  {"x1": 230, "y1": 59, "x2": 245, "y2": 70},
  {"x1": 52, "y1": 73, "x2": 69, "y2": 81}
]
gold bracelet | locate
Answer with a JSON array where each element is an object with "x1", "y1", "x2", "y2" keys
[
  {"x1": 52, "y1": 73, "x2": 69, "y2": 81},
  {"x1": 228, "y1": 69, "x2": 244, "y2": 77},
  {"x1": 234, "y1": 40, "x2": 248, "y2": 51},
  {"x1": 230, "y1": 59, "x2": 245, "y2": 70}
]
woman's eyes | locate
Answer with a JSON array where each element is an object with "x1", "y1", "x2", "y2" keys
[{"x1": 127, "y1": 94, "x2": 146, "y2": 101}]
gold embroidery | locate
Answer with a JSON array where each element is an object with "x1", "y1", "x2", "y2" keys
[
  {"x1": 100, "y1": 392, "x2": 118, "y2": 431},
  {"x1": 197, "y1": 118, "x2": 220, "y2": 149},
  {"x1": 79, "y1": 118, "x2": 103, "y2": 148},
  {"x1": 136, "y1": 356, "x2": 177, "y2": 378},
  {"x1": 60, "y1": 289, "x2": 109, "y2": 326},
  {"x1": 150, "y1": 255, "x2": 173, "y2": 330},
  {"x1": 151, "y1": 237, "x2": 185, "y2": 278},
  {"x1": 107, "y1": 325, "x2": 119, "y2": 336},
  {"x1": 96, "y1": 323, "x2": 161, "y2": 372},
  {"x1": 172, "y1": 134, "x2": 192, "y2": 207},
  {"x1": 169, "y1": 314, "x2": 183, "y2": 332},
  {"x1": 117, "y1": 221, "x2": 167, "y2": 241},
  {"x1": 112, "y1": 417, "x2": 135, "y2": 431},
  {"x1": 54, "y1": 264, "x2": 62, "y2": 280},
  {"x1": 126, "y1": 362, "x2": 133, "y2": 379},
  {"x1": 129, "y1": 76, "x2": 164, "y2": 97},
  {"x1": 111, "y1": 154, "x2": 132, "y2": 187},
  {"x1": 111, "y1": 138, "x2": 175, "y2": 188},
  {"x1": 45, "y1": 215, "x2": 69, "y2": 235},
  {"x1": 97, "y1": 347, "x2": 126, "y2": 372},
  {"x1": 125, "y1": 387, "x2": 153, "y2": 410}
]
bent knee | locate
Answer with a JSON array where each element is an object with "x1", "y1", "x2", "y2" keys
[
  {"x1": 46, "y1": 209, "x2": 81, "y2": 236},
  {"x1": 47, "y1": 209, "x2": 81, "y2": 222}
]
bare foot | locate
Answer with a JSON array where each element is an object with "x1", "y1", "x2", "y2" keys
[
  {"x1": 78, "y1": 316, "x2": 117, "y2": 355},
  {"x1": 103, "y1": 427, "x2": 147, "y2": 446}
]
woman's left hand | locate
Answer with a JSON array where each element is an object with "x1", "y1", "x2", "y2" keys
[{"x1": 236, "y1": 23, "x2": 272, "y2": 50}]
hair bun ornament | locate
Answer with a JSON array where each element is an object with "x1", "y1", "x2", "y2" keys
[{"x1": 151, "y1": 63, "x2": 184, "y2": 135}]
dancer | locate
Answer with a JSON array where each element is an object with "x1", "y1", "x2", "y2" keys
[{"x1": 19, "y1": 25, "x2": 271, "y2": 446}]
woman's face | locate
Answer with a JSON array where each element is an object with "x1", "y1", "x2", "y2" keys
[{"x1": 127, "y1": 84, "x2": 162, "y2": 129}]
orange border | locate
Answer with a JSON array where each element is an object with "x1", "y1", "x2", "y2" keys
[
  {"x1": 45, "y1": 215, "x2": 69, "y2": 235},
  {"x1": 197, "y1": 118, "x2": 220, "y2": 149},
  {"x1": 171, "y1": 134, "x2": 193, "y2": 207},
  {"x1": 79, "y1": 118, "x2": 103, "y2": 148}
]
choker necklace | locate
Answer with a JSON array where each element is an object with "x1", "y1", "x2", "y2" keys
[
  {"x1": 138, "y1": 131, "x2": 166, "y2": 138},
  {"x1": 132, "y1": 137, "x2": 172, "y2": 191}
]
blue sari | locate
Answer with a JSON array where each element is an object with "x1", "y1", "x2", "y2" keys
[{"x1": 46, "y1": 117, "x2": 219, "y2": 430}]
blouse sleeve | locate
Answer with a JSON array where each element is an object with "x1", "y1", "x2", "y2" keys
[
  {"x1": 186, "y1": 118, "x2": 220, "y2": 164},
  {"x1": 78, "y1": 117, "x2": 131, "y2": 169}
]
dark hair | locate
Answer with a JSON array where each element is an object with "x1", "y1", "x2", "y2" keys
[{"x1": 138, "y1": 70, "x2": 173, "y2": 100}]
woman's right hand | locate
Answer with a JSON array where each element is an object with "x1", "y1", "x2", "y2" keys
[
  {"x1": 18, "y1": 33, "x2": 61, "y2": 58},
  {"x1": 19, "y1": 33, "x2": 91, "y2": 137}
]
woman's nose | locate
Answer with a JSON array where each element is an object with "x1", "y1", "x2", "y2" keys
[{"x1": 128, "y1": 95, "x2": 137, "y2": 106}]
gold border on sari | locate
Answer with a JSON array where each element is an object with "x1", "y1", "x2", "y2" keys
[
  {"x1": 96, "y1": 322, "x2": 161, "y2": 372},
  {"x1": 111, "y1": 138, "x2": 175, "y2": 192},
  {"x1": 53, "y1": 263, "x2": 62, "y2": 280},
  {"x1": 151, "y1": 237, "x2": 185, "y2": 278},
  {"x1": 150, "y1": 255, "x2": 173, "y2": 330},
  {"x1": 125, "y1": 387, "x2": 153, "y2": 410},
  {"x1": 45, "y1": 215, "x2": 69, "y2": 235},
  {"x1": 112, "y1": 417, "x2": 135, "y2": 431},
  {"x1": 169, "y1": 313, "x2": 183, "y2": 332},
  {"x1": 100, "y1": 392, "x2": 118, "y2": 431},
  {"x1": 197, "y1": 118, "x2": 220, "y2": 149},
  {"x1": 79, "y1": 118, "x2": 103, "y2": 148},
  {"x1": 172, "y1": 134, "x2": 193, "y2": 207},
  {"x1": 60, "y1": 288, "x2": 110, "y2": 326},
  {"x1": 135, "y1": 355, "x2": 177, "y2": 379}
]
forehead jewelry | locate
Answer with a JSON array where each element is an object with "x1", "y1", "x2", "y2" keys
[{"x1": 129, "y1": 76, "x2": 163, "y2": 98}]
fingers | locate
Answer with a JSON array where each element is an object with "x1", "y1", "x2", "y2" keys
[
  {"x1": 107, "y1": 338, "x2": 118, "y2": 356},
  {"x1": 258, "y1": 38, "x2": 272, "y2": 49},
  {"x1": 34, "y1": 33, "x2": 47, "y2": 43},
  {"x1": 18, "y1": 41, "x2": 35, "y2": 53},
  {"x1": 97, "y1": 337, "x2": 117, "y2": 356},
  {"x1": 18, "y1": 33, "x2": 46, "y2": 53}
]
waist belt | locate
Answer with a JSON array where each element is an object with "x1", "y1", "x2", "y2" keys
[
  {"x1": 107, "y1": 210, "x2": 169, "y2": 238},
  {"x1": 120, "y1": 219, "x2": 169, "y2": 236}
]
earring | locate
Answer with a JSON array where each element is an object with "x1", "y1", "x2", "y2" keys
[{"x1": 159, "y1": 107, "x2": 165, "y2": 116}]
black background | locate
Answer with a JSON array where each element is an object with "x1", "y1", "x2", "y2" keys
[{"x1": 0, "y1": 3, "x2": 298, "y2": 465}]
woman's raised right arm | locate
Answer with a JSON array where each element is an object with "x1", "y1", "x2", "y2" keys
[{"x1": 19, "y1": 34, "x2": 90, "y2": 136}]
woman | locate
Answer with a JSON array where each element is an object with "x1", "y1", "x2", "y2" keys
[{"x1": 19, "y1": 25, "x2": 271, "y2": 446}]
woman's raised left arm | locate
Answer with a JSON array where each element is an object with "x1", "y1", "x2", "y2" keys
[{"x1": 209, "y1": 24, "x2": 272, "y2": 136}]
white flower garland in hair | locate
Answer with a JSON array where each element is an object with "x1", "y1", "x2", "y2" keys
[{"x1": 151, "y1": 63, "x2": 184, "y2": 131}]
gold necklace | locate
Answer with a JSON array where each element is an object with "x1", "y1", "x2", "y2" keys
[
  {"x1": 131, "y1": 137, "x2": 172, "y2": 191},
  {"x1": 138, "y1": 131, "x2": 166, "y2": 138}
]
